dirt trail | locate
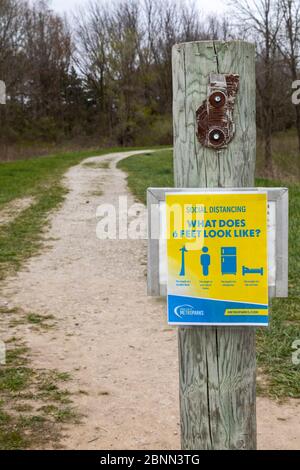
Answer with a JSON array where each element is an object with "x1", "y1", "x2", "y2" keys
[{"x1": 1, "y1": 151, "x2": 299, "y2": 450}]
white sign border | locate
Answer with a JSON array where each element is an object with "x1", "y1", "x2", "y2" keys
[{"x1": 147, "y1": 187, "x2": 288, "y2": 299}]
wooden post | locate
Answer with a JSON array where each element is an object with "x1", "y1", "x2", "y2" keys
[{"x1": 172, "y1": 40, "x2": 257, "y2": 450}]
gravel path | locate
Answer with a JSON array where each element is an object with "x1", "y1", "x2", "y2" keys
[{"x1": 1, "y1": 150, "x2": 299, "y2": 449}]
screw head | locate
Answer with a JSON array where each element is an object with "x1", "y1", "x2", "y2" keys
[
  {"x1": 208, "y1": 128, "x2": 226, "y2": 147},
  {"x1": 209, "y1": 91, "x2": 226, "y2": 108}
]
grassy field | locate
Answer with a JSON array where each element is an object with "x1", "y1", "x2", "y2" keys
[{"x1": 118, "y1": 149, "x2": 300, "y2": 399}]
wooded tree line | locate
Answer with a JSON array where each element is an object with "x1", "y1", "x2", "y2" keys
[{"x1": 0, "y1": 0, "x2": 300, "y2": 172}]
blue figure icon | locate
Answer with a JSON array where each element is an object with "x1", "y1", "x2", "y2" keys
[
  {"x1": 179, "y1": 246, "x2": 188, "y2": 276},
  {"x1": 200, "y1": 247, "x2": 210, "y2": 276}
]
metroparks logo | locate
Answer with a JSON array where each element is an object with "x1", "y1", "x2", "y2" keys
[{"x1": 174, "y1": 304, "x2": 204, "y2": 319}]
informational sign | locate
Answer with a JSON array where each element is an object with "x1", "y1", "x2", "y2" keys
[{"x1": 166, "y1": 191, "x2": 269, "y2": 326}]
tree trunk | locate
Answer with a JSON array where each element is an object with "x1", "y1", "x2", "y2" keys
[{"x1": 264, "y1": 116, "x2": 273, "y2": 175}]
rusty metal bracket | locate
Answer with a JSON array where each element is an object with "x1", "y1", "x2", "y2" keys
[{"x1": 196, "y1": 73, "x2": 239, "y2": 149}]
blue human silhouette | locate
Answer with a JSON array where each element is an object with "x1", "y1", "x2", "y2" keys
[{"x1": 200, "y1": 247, "x2": 210, "y2": 276}]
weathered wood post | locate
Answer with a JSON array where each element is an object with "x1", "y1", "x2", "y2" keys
[{"x1": 172, "y1": 41, "x2": 257, "y2": 449}]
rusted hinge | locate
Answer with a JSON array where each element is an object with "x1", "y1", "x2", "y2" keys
[{"x1": 196, "y1": 73, "x2": 239, "y2": 149}]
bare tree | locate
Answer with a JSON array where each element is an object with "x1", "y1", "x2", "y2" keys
[
  {"x1": 74, "y1": 1, "x2": 111, "y2": 132},
  {"x1": 277, "y1": 0, "x2": 300, "y2": 158},
  {"x1": 230, "y1": 0, "x2": 282, "y2": 175},
  {"x1": 23, "y1": 1, "x2": 72, "y2": 132},
  {"x1": 2, "y1": 0, "x2": 299, "y2": 157}
]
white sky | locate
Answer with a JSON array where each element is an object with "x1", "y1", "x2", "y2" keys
[{"x1": 50, "y1": 0, "x2": 227, "y2": 16}]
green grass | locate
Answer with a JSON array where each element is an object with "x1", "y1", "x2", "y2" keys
[
  {"x1": 2, "y1": 307, "x2": 55, "y2": 330},
  {"x1": 26, "y1": 313, "x2": 55, "y2": 326},
  {"x1": 0, "y1": 342, "x2": 79, "y2": 449},
  {"x1": 0, "y1": 146, "x2": 162, "y2": 280},
  {"x1": 0, "y1": 146, "x2": 155, "y2": 209},
  {"x1": 0, "y1": 367, "x2": 32, "y2": 393},
  {"x1": 118, "y1": 149, "x2": 300, "y2": 399}
]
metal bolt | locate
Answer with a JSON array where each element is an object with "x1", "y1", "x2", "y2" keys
[
  {"x1": 213, "y1": 132, "x2": 220, "y2": 140},
  {"x1": 214, "y1": 95, "x2": 221, "y2": 103}
]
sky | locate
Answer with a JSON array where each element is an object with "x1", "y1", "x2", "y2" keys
[{"x1": 50, "y1": 0, "x2": 227, "y2": 16}]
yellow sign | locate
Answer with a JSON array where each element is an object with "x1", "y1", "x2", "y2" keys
[{"x1": 166, "y1": 191, "x2": 268, "y2": 326}]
